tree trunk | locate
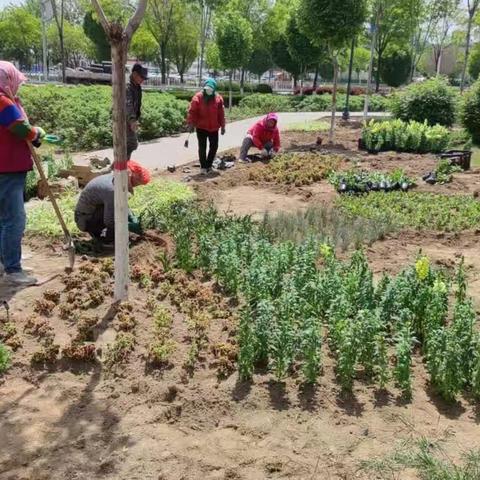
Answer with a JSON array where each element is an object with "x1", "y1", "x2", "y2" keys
[
  {"x1": 364, "y1": 23, "x2": 377, "y2": 120},
  {"x1": 461, "y1": 13, "x2": 474, "y2": 93},
  {"x1": 198, "y1": 4, "x2": 211, "y2": 87},
  {"x1": 329, "y1": 56, "x2": 339, "y2": 144},
  {"x1": 240, "y1": 68, "x2": 245, "y2": 95},
  {"x1": 375, "y1": 51, "x2": 382, "y2": 93},
  {"x1": 111, "y1": 42, "x2": 130, "y2": 301},
  {"x1": 161, "y1": 45, "x2": 168, "y2": 84},
  {"x1": 436, "y1": 48, "x2": 443, "y2": 76},
  {"x1": 229, "y1": 72, "x2": 233, "y2": 111},
  {"x1": 313, "y1": 65, "x2": 319, "y2": 88},
  {"x1": 180, "y1": 72, "x2": 184, "y2": 83},
  {"x1": 293, "y1": 75, "x2": 298, "y2": 88}
]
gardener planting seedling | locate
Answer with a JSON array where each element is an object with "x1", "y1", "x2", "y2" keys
[
  {"x1": 126, "y1": 63, "x2": 148, "y2": 160},
  {"x1": 239, "y1": 113, "x2": 281, "y2": 162},
  {"x1": 74, "y1": 160, "x2": 151, "y2": 245},
  {"x1": 0, "y1": 61, "x2": 46, "y2": 286},
  {"x1": 187, "y1": 78, "x2": 226, "y2": 176}
]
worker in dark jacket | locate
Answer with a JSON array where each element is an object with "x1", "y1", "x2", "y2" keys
[
  {"x1": 126, "y1": 63, "x2": 148, "y2": 160},
  {"x1": 74, "y1": 161, "x2": 151, "y2": 244},
  {"x1": 0, "y1": 61, "x2": 45, "y2": 286}
]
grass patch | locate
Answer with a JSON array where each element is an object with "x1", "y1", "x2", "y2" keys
[
  {"x1": 285, "y1": 120, "x2": 330, "y2": 132},
  {"x1": 337, "y1": 191, "x2": 480, "y2": 232},
  {"x1": 261, "y1": 204, "x2": 396, "y2": 250},
  {"x1": 249, "y1": 152, "x2": 341, "y2": 186},
  {"x1": 360, "y1": 438, "x2": 480, "y2": 480},
  {"x1": 26, "y1": 179, "x2": 194, "y2": 237}
]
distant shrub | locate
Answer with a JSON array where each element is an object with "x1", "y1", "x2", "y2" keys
[
  {"x1": 390, "y1": 78, "x2": 457, "y2": 127},
  {"x1": 460, "y1": 80, "x2": 480, "y2": 144},
  {"x1": 256, "y1": 83, "x2": 273, "y2": 94}
]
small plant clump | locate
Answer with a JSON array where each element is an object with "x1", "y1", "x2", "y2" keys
[
  {"x1": 0, "y1": 342, "x2": 12, "y2": 374},
  {"x1": 34, "y1": 299, "x2": 56, "y2": 317},
  {"x1": 62, "y1": 343, "x2": 96, "y2": 362},
  {"x1": 148, "y1": 306, "x2": 176, "y2": 366},
  {"x1": 330, "y1": 169, "x2": 414, "y2": 194},
  {"x1": 104, "y1": 332, "x2": 135, "y2": 371},
  {"x1": 43, "y1": 289, "x2": 61, "y2": 305},
  {"x1": 248, "y1": 153, "x2": 342, "y2": 186},
  {"x1": 75, "y1": 315, "x2": 98, "y2": 342},
  {"x1": 24, "y1": 316, "x2": 54, "y2": 339},
  {"x1": 211, "y1": 342, "x2": 238, "y2": 379},
  {"x1": 31, "y1": 337, "x2": 60, "y2": 365}
]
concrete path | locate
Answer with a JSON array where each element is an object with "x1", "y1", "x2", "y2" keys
[{"x1": 73, "y1": 112, "x2": 387, "y2": 171}]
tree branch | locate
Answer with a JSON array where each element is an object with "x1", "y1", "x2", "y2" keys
[
  {"x1": 125, "y1": 0, "x2": 148, "y2": 40},
  {"x1": 90, "y1": 0, "x2": 111, "y2": 33}
]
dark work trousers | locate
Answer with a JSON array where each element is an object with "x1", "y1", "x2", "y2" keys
[
  {"x1": 75, "y1": 206, "x2": 114, "y2": 243},
  {"x1": 126, "y1": 127, "x2": 139, "y2": 160},
  {"x1": 196, "y1": 129, "x2": 219, "y2": 169}
]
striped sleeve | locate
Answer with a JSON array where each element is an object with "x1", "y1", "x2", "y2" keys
[{"x1": 0, "y1": 95, "x2": 38, "y2": 141}]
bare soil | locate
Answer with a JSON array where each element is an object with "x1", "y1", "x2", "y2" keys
[{"x1": 1, "y1": 123, "x2": 480, "y2": 480}]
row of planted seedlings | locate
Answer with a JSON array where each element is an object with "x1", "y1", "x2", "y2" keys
[{"x1": 149, "y1": 201, "x2": 480, "y2": 402}]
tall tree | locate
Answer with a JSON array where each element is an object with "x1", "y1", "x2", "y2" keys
[
  {"x1": 246, "y1": 47, "x2": 273, "y2": 81},
  {"x1": 371, "y1": 0, "x2": 415, "y2": 91},
  {"x1": 130, "y1": 25, "x2": 158, "y2": 62},
  {"x1": 298, "y1": 0, "x2": 367, "y2": 141},
  {"x1": 90, "y1": 0, "x2": 147, "y2": 301},
  {"x1": 145, "y1": 0, "x2": 180, "y2": 84},
  {"x1": 271, "y1": 36, "x2": 302, "y2": 87},
  {"x1": 431, "y1": 0, "x2": 459, "y2": 75},
  {"x1": 47, "y1": 21, "x2": 94, "y2": 68},
  {"x1": 215, "y1": 9, "x2": 253, "y2": 109},
  {"x1": 0, "y1": 6, "x2": 41, "y2": 68},
  {"x1": 285, "y1": 12, "x2": 324, "y2": 93},
  {"x1": 83, "y1": 10, "x2": 111, "y2": 60},
  {"x1": 50, "y1": 0, "x2": 67, "y2": 82},
  {"x1": 170, "y1": 4, "x2": 200, "y2": 83},
  {"x1": 461, "y1": 0, "x2": 480, "y2": 91}
]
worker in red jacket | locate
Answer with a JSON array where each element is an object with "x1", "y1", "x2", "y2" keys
[
  {"x1": 187, "y1": 78, "x2": 226, "y2": 175},
  {"x1": 0, "y1": 61, "x2": 45, "y2": 286},
  {"x1": 239, "y1": 113, "x2": 281, "y2": 162}
]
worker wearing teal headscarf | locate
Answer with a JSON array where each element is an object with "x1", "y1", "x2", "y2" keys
[{"x1": 187, "y1": 78, "x2": 226, "y2": 175}]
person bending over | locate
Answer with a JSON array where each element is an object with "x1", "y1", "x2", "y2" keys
[
  {"x1": 74, "y1": 161, "x2": 151, "y2": 244},
  {"x1": 239, "y1": 113, "x2": 280, "y2": 162}
]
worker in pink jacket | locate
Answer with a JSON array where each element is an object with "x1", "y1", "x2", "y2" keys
[{"x1": 239, "y1": 113, "x2": 281, "y2": 162}]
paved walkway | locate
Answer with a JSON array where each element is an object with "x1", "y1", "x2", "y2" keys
[{"x1": 73, "y1": 112, "x2": 387, "y2": 171}]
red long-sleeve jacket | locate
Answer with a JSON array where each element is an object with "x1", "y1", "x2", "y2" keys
[
  {"x1": 248, "y1": 113, "x2": 281, "y2": 152},
  {"x1": 187, "y1": 92, "x2": 226, "y2": 133}
]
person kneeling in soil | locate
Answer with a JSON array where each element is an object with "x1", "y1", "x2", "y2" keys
[
  {"x1": 187, "y1": 78, "x2": 226, "y2": 175},
  {"x1": 239, "y1": 113, "x2": 281, "y2": 163},
  {"x1": 74, "y1": 161, "x2": 151, "y2": 244},
  {"x1": 0, "y1": 61, "x2": 46, "y2": 286}
]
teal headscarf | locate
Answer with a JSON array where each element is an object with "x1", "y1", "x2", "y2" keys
[{"x1": 203, "y1": 78, "x2": 217, "y2": 99}]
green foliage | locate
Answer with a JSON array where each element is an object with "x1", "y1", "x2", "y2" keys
[
  {"x1": 215, "y1": 10, "x2": 254, "y2": 71},
  {"x1": 20, "y1": 85, "x2": 188, "y2": 151},
  {"x1": 390, "y1": 78, "x2": 457, "y2": 127},
  {"x1": 362, "y1": 119, "x2": 451, "y2": 153},
  {"x1": 468, "y1": 42, "x2": 480, "y2": 81},
  {"x1": 0, "y1": 342, "x2": 11, "y2": 374},
  {"x1": 83, "y1": 11, "x2": 110, "y2": 62},
  {"x1": 460, "y1": 80, "x2": 480, "y2": 145},
  {"x1": 247, "y1": 48, "x2": 273, "y2": 78},
  {"x1": 156, "y1": 202, "x2": 480, "y2": 398},
  {"x1": 434, "y1": 158, "x2": 462, "y2": 184},
  {"x1": 238, "y1": 93, "x2": 294, "y2": 113},
  {"x1": 0, "y1": 6, "x2": 41, "y2": 68},
  {"x1": 380, "y1": 48, "x2": 412, "y2": 87},
  {"x1": 337, "y1": 192, "x2": 480, "y2": 232},
  {"x1": 298, "y1": 0, "x2": 367, "y2": 51}
]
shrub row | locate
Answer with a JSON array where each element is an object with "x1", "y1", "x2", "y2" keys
[{"x1": 21, "y1": 85, "x2": 188, "y2": 151}]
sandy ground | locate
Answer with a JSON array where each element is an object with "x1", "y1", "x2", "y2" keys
[{"x1": 1, "y1": 123, "x2": 480, "y2": 480}]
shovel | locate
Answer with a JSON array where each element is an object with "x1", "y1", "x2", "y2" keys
[{"x1": 28, "y1": 142, "x2": 75, "y2": 272}]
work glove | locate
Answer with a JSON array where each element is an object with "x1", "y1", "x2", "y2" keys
[
  {"x1": 32, "y1": 126, "x2": 46, "y2": 148},
  {"x1": 128, "y1": 213, "x2": 143, "y2": 235},
  {"x1": 221, "y1": 127, "x2": 226, "y2": 136}
]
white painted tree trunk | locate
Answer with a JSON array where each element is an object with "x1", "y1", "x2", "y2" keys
[
  {"x1": 111, "y1": 43, "x2": 130, "y2": 301},
  {"x1": 329, "y1": 56, "x2": 339, "y2": 144},
  {"x1": 364, "y1": 24, "x2": 376, "y2": 121}
]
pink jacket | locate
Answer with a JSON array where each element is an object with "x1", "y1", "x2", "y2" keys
[{"x1": 248, "y1": 113, "x2": 280, "y2": 152}]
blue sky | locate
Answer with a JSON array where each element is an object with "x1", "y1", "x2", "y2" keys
[{"x1": 0, "y1": 0, "x2": 22, "y2": 8}]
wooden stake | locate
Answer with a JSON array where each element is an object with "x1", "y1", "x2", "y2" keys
[{"x1": 91, "y1": 0, "x2": 147, "y2": 301}]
